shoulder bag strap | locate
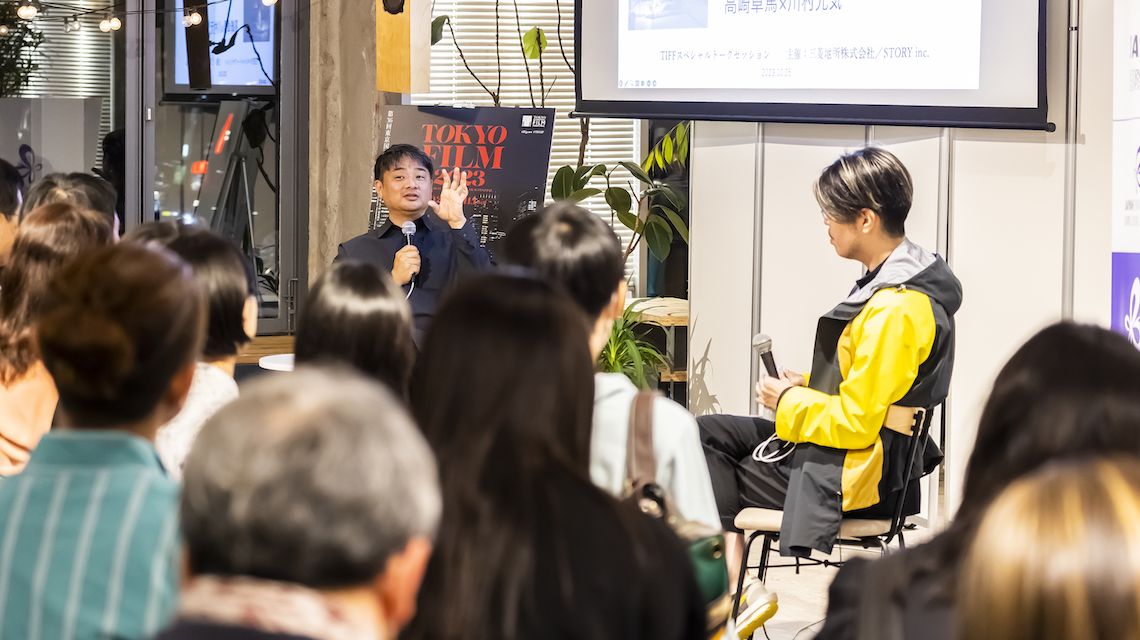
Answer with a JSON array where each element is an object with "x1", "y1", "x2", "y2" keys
[{"x1": 625, "y1": 390, "x2": 659, "y2": 490}]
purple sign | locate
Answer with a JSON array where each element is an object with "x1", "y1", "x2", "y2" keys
[{"x1": 1112, "y1": 252, "x2": 1140, "y2": 346}]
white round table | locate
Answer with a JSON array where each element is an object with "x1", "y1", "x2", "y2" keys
[{"x1": 258, "y1": 353, "x2": 295, "y2": 372}]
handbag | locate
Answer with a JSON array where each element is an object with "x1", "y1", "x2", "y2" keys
[{"x1": 623, "y1": 390, "x2": 732, "y2": 637}]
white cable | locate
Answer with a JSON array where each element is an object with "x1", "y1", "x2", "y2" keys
[
  {"x1": 405, "y1": 278, "x2": 415, "y2": 300},
  {"x1": 752, "y1": 432, "x2": 796, "y2": 463}
]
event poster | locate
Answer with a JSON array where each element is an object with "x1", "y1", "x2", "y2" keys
[
  {"x1": 370, "y1": 106, "x2": 556, "y2": 261},
  {"x1": 1113, "y1": 0, "x2": 1140, "y2": 346}
]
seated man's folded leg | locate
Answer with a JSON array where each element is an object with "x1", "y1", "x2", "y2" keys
[{"x1": 697, "y1": 414, "x2": 784, "y2": 530}]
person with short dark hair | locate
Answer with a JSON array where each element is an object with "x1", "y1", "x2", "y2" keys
[
  {"x1": 157, "y1": 367, "x2": 440, "y2": 640},
  {"x1": 697, "y1": 147, "x2": 961, "y2": 634},
  {"x1": 0, "y1": 243, "x2": 206, "y2": 640},
  {"x1": 294, "y1": 260, "x2": 415, "y2": 398},
  {"x1": 0, "y1": 158, "x2": 22, "y2": 269},
  {"x1": 21, "y1": 172, "x2": 120, "y2": 240},
  {"x1": 403, "y1": 274, "x2": 706, "y2": 640},
  {"x1": 816, "y1": 323, "x2": 1140, "y2": 640},
  {"x1": 0, "y1": 203, "x2": 112, "y2": 476},
  {"x1": 336, "y1": 144, "x2": 492, "y2": 344},
  {"x1": 501, "y1": 202, "x2": 720, "y2": 530},
  {"x1": 124, "y1": 222, "x2": 258, "y2": 478}
]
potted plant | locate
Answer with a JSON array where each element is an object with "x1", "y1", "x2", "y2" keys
[
  {"x1": 0, "y1": 7, "x2": 44, "y2": 98},
  {"x1": 599, "y1": 307, "x2": 670, "y2": 389}
]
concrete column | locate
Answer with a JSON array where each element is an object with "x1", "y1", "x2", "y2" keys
[{"x1": 307, "y1": 0, "x2": 388, "y2": 278}]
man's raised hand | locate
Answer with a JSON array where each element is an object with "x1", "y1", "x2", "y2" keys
[{"x1": 428, "y1": 167, "x2": 469, "y2": 230}]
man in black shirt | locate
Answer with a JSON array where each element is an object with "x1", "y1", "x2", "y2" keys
[{"x1": 336, "y1": 145, "x2": 492, "y2": 344}]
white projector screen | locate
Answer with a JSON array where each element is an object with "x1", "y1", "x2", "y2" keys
[{"x1": 576, "y1": 0, "x2": 1049, "y2": 130}]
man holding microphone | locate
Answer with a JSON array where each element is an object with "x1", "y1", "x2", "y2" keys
[{"x1": 337, "y1": 144, "x2": 493, "y2": 344}]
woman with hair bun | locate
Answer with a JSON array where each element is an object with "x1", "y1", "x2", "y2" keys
[
  {"x1": 0, "y1": 243, "x2": 206, "y2": 639},
  {"x1": 0, "y1": 202, "x2": 111, "y2": 475}
]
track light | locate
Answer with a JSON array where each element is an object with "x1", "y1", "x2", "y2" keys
[
  {"x1": 98, "y1": 16, "x2": 111, "y2": 32},
  {"x1": 109, "y1": 16, "x2": 121, "y2": 30},
  {"x1": 16, "y1": 1, "x2": 41, "y2": 21},
  {"x1": 261, "y1": 0, "x2": 278, "y2": 5}
]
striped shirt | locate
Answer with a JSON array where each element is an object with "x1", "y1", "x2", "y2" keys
[{"x1": 0, "y1": 431, "x2": 180, "y2": 640}]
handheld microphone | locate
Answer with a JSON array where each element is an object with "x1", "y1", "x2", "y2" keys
[
  {"x1": 752, "y1": 334, "x2": 780, "y2": 378},
  {"x1": 401, "y1": 221, "x2": 417, "y2": 300}
]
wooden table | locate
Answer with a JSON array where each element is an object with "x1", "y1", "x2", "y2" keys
[{"x1": 237, "y1": 335, "x2": 296, "y2": 365}]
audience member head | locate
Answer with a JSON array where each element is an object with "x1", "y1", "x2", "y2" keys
[
  {"x1": 814, "y1": 147, "x2": 912, "y2": 262},
  {"x1": 501, "y1": 202, "x2": 626, "y2": 357},
  {"x1": 373, "y1": 144, "x2": 435, "y2": 221},
  {"x1": 126, "y1": 224, "x2": 257, "y2": 362},
  {"x1": 958, "y1": 457, "x2": 1140, "y2": 640},
  {"x1": 21, "y1": 172, "x2": 120, "y2": 239},
  {"x1": 0, "y1": 203, "x2": 112, "y2": 384},
  {"x1": 409, "y1": 274, "x2": 597, "y2": 637},
  {"x1": 921, "y1": 323, "x2": 1140, "y2": 597},
  {"x1": 0, "y1": 159, "x2": 21, "y2": 265},
  {"x1": 295, "y1": 261, "x2": 415, "y2": 397},
  {"x1": 121, "y1": 219, "x2": 184, "y2": 246},
  {"x1": 37, "y1": 243, "x2": 205, "y2": 434},
  {"x1": 181, "y1": 367, "x2": 440, "y2": 635}
]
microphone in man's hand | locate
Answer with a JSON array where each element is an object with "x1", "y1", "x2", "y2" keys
[
  {"x1": 401, "y1": 221, "x2": 416, "y2": 245},
  {"x1": 752, "y1": 334, "x2": 780, "y2": 378}
]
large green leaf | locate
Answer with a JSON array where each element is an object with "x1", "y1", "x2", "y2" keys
[
  {"x1": 659, "y1": 206, "x2": 689, "y2": 243},
  {"x1": 644, "y1": 217, "x2": 674, "y2": 260},
  {"x1": 620, "y1": 161, "x2": 653, "y2": 184},
  {"x1": 522, "y1": 27, "x2": 548, "y2": 59},
  {"x1": 657, "y1": 184, "x2": 687, "y2": 212},
  {"x1": 567, "y1": 188, "x2": 602, "y2": 203},
  {"x1": 616, "y1": 209, "x2": 643, "y2": 234},
  {"x1": 662, "y1": 135, "x2": 674, "y2": 164},
  {"x1": 431, "y1": 16, "x2": 449, "y2": 46},
  {"x1": 605, "y1": 186, "x2": 633, "y2": 214},
  {"x1": 551, "y1": 165, "x2": 576, "y2": 200}
]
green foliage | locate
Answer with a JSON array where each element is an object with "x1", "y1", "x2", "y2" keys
[
  {"x1": 550, "y1": 122, "x2": 692, "y2": 262},
  {"x1": 0, "y1": 7, "x2": 44, "y2": 98},
  {"x1": 431, "y1": 15, "x2": 449, "y2": 46},
  {"x1": 522, "y1": 27, "x2": 547, "y2": 59},
  {"x1": 598, "y1": 307, "x2": 669, "y2": 389}
]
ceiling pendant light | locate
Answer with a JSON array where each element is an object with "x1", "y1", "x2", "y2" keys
[{"x1": 16, "y1": 1, "x2": 42, "y2": 21}]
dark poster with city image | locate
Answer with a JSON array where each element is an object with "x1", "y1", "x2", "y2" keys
[{"x1": 370, "y1": 106, "x2": 557, "y2": 261}]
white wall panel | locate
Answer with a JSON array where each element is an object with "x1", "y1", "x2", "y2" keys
[{"x1": 689, "y1": 121, "x2": 760, "y2": 416}]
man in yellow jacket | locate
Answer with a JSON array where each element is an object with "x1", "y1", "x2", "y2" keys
[{"x1": 699, "y1": 147, "x2": 961, "y2": 605}]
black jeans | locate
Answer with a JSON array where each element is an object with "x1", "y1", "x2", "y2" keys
[
  {"x1": 698, "y1": 414, "x2": 921, "y2": 534},
  {"x1": 697, "y1": 414, "x2": 792, "y2": 532}
]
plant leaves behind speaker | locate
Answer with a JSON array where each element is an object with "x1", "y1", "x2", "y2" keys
[{"x1": 382, "y1": 0, "x2": 404, "y2": 15}]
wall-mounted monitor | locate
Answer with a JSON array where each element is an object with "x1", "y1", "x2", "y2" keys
[
  {"x1": 577, "y1": 0, "x2": 1049, "y2": 130},
  {"x1": 164, "y1": 0, "x2": 277, "y2": 99}
]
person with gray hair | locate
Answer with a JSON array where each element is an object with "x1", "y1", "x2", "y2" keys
[{"x1": 154, "y1": 367, "x2": 441, "y2": 640}]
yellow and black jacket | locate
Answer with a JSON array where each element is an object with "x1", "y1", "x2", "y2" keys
[{"x1": 774, "y1": 239, "x2": 961, "y2": 556}]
